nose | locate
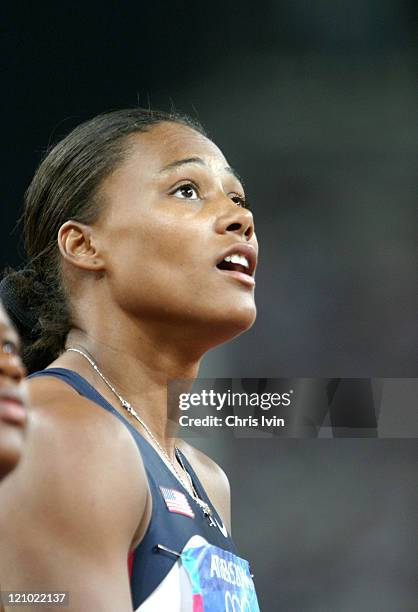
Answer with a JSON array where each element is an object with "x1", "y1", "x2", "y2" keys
[
  {"x1": 215, "y1": 205, "x2": 255, "y2": 240},
  {"x1": 0, "y1": 353, "x2": 26, "y2": 385}
]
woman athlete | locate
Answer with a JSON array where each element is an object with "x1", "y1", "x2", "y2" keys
[
  {"x1": 0, "y1": 109, "x2": 259, "y2": 611},
  {"x1": 0, "y1": 302, "x2": 27, "y2": 481}
]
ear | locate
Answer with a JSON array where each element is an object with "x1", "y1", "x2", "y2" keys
[{"x1": 58, "y1": 220, "x2": 105, "y2": 271}]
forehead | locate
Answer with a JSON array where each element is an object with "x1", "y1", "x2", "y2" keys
[{"x1": 124, "y1": 122, "x2": 229, "y2": 173}]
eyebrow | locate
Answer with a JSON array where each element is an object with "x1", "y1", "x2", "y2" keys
[{"x1": 159, "y1": 157, "x2": 243, "y2": 184}]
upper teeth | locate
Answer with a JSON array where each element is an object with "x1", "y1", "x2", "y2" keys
[{"x1": 223, "y1": 253, "x2": 250, "y2": 268}]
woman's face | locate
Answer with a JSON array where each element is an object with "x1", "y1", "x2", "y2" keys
[
  {"x1": 94, "y1": 122, "x2": 258, "y2": 346},
  {"x1": 0, "y1": 303, "x2": 27, "y2": 479}
]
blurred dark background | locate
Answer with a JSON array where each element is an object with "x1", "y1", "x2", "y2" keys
[{"x1": 1, "y1": 2, "x2": 417, "y2": 610}]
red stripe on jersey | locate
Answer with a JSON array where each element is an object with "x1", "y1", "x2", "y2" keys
[
  {"x1": 128, "y1": 551, "x2": 134, "y2": 577},
  {"x1": 192, "y1": 594, "x2": 204, "y2": 611}
]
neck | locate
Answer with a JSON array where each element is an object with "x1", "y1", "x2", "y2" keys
[{"x1": 57, "y1": 323, "x2": 202, "y2": 458}]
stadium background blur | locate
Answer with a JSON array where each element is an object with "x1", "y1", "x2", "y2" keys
[{"x1": 1, "y1": 3, "x2": 416, "y2": 609}]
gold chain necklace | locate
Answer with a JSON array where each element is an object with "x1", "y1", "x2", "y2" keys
[{"x1": 66, "y1": 347, "x2": 215, "y2": 524}]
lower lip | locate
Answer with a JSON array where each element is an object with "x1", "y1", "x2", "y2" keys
[
  {"x1": 217, "y1": 269, "x2": 255, "y2": 287},
  {"x1": 0, "y1": 399, "x2": 26, "y2": 426}
]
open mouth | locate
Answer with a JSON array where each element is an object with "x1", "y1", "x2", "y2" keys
[
  {"x1": 215, "y1": 244, "x2": 257, "y2": 286},
  {"x1": 216, "y1": 254, "x2": 252, "y2": 276}
]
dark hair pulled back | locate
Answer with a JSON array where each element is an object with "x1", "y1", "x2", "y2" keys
[{"x1": 0, "y1": 108, "x2": 205, "y2": 373}]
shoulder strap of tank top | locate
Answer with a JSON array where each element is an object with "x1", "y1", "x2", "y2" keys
[
  {"x1": 29, "y1": 367, "x2": 144, "y2": 442},
  {"x1": 29, "y1": 368, "x2": 221, "y2": 519}
]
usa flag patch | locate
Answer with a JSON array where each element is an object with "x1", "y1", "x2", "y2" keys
[{"x1": 160, "y1": 486, "x2": 195, "y2": 518}]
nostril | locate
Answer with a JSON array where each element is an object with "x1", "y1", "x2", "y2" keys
[
  {"x1": 244, "y1": 226, "x2": 252, "y2": 238},
  {"x1": 226, "y1": 222, "x2": 241, "y2": 231}
]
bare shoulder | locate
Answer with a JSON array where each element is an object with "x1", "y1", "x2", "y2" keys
[
  {"x1": 0, "y1": 376, "x2": 145, "y2": 607},
  {"x1": 177, "y1": 439, "x2": 231, "y2": 532},
  {"x1": 0, "y1": 374, "x2": 148, "y2": 556}
]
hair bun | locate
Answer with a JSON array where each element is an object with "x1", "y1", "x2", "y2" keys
[{"x1": 0, "y1": 268, "x2": 40, "y2": 337}]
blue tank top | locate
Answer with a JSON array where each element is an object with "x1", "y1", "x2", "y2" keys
[{"x1": 29, "y1": 368, "x2": 238, "y2": 610}]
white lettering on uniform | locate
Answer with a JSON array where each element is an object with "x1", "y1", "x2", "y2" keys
[
  {"x1": 228, "y1": 561, "x2": 236, "y2": 585},
  {"x1": 210, "y1": 554, "x2": 220, "y2": 579},
  {"x1": 209, "y1": 555, "x2": 255, "y2": 593},
  {"x1": 220, "y1": 558, "x2": 229, "y2": 582}
]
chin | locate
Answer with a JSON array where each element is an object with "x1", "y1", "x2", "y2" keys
[
  {"x1": 207, "y1": 302, "x2": 257, "y2": 345},
  {"x1": 0, "y1": 427, "x2": 24, "y2": 480},
  {"x1": 232, "y1": 303, "x2": 257, "y2": 331}
]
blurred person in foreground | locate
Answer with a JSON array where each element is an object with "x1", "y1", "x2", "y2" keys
[{"x1": 0, "y1": 301, "x2": 27, "y2": 481}]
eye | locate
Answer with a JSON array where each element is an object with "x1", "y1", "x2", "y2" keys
[
  {"x1": 2, "y1": 339, "x2": 18, "y2": 356},
  {"x1": 230, "y1": 194, "x2": 251, "y2": 210},
  {"x1": 172, "y1": 183, "x2": 200, "y2": 200}
]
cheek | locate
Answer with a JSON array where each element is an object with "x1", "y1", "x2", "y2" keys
[
  {"x1": 104, "y1": 214, "x2": 256, "y2": 329},
  {"x1": 106, "y1": 217, "x2": 202, "y2": 309},
  {"x1": 115, "y1": 217, "x2": 192, "y2": 274},
  {"x1": 0, "y1": 424, "x2": 23, "y2": 479}
]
